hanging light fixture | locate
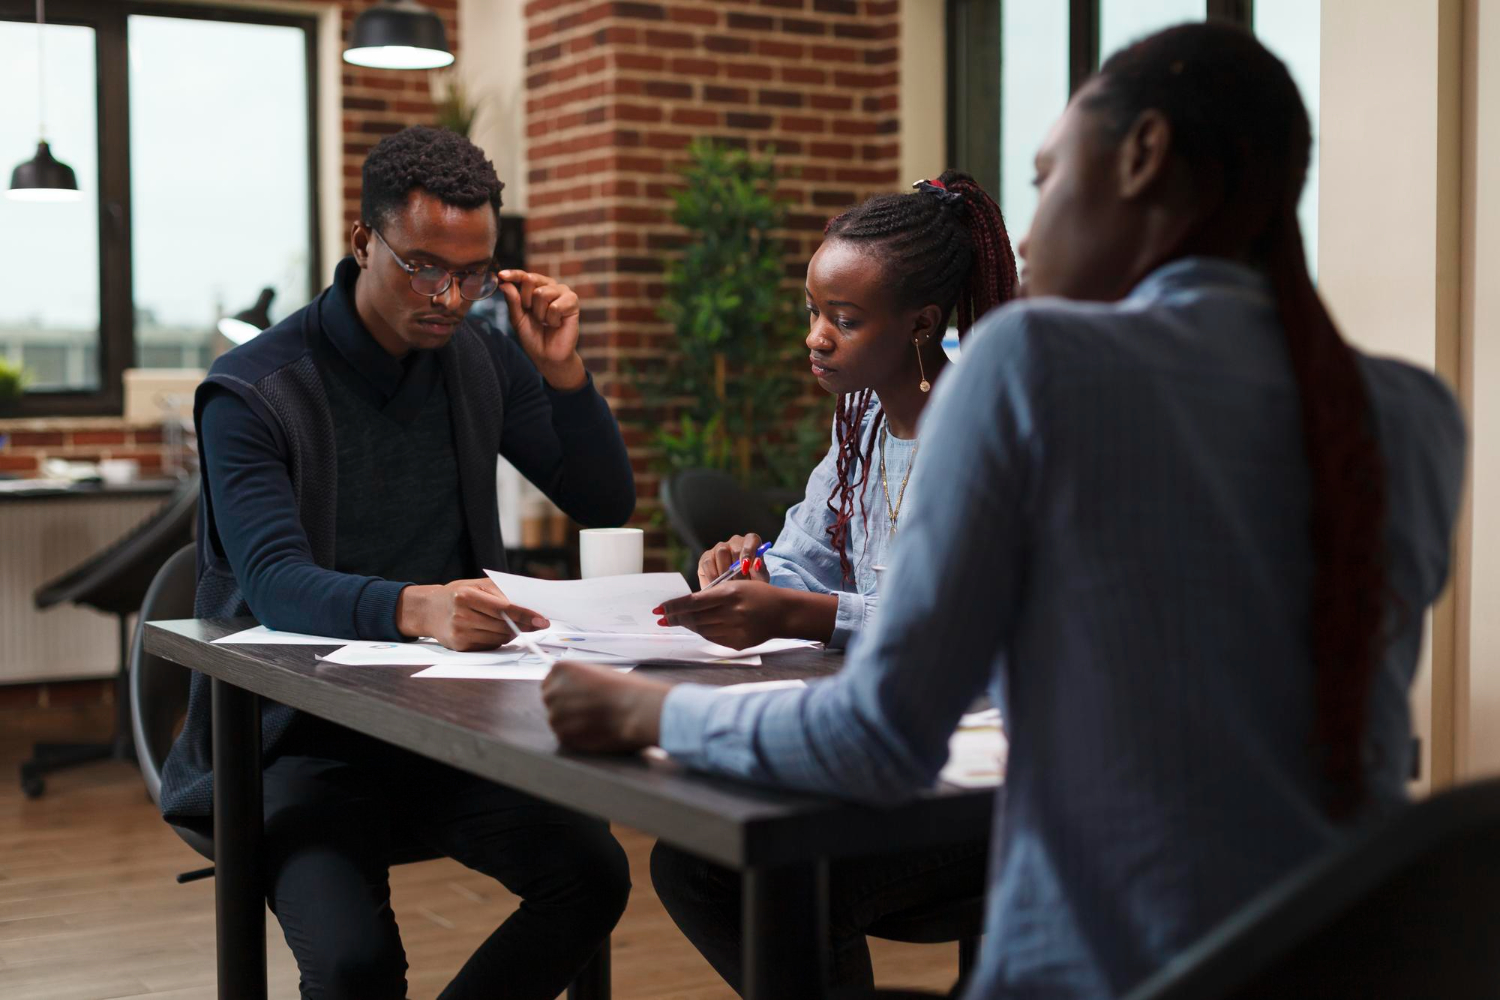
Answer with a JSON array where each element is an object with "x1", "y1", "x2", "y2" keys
[
  {"x1": 217, "y1": 288, "x2": 276, "y2": 345},
  {"x1": 8, "y1": 0, "x2": 80, "y2": 203},
  {"x1": 343, "y1": 0, "x2": 453, "y2": 71}
]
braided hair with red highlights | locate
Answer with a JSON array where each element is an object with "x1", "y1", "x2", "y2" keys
[
  {"x1": 1087, "y1": 23, "x2": 1388, "y2": 821},
  {"x1": 820, "y1": 172, "x2": 1019, "y2": 582}
]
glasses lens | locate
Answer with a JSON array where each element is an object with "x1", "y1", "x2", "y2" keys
[
  {"x1": 460, "y1": 271, "x2": 500, "y2": 300},
  {"x1": 410, "y1": 266, "x2": 450, "y2": 296}
]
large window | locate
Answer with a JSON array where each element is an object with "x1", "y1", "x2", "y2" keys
[
  {"x1": 949, "y1": 0, "x2": 1317, "y2": 269},
  {"x1": 0, "y1": 1, "x2": 317, "y2": 415}
]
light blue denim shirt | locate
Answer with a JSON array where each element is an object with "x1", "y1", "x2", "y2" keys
[
  {"x1": 660, "y1": 258, "x2": 1466, "y2": 998},
  {"x1": 764, "y1": 406, "x2": 917, "y2": 648}
]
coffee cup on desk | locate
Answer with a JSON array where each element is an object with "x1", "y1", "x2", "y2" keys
[{"x1": 579, "y1": 527, "x2": 644, "y2": 579}]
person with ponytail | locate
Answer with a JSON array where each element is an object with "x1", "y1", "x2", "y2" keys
[
  {"x1": 654, "y1": 170, "x2": 1018, "y2": 653},
  {"x1": 543, "y1": 22, "x2": 1465, "y2": 998}
]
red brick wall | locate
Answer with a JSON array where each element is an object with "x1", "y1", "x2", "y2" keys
[
  {"x1": 523, "y1": 0, "x2": 902, "y2": 559},
  {"x1": 0, "y1": 421, "x2": 172, "y2": 478}
]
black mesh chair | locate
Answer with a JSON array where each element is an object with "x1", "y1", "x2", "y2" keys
[
  {"x1": 867, "y1": 895, "x2": 984, "y2": 994},
  {"x1": 1125, "y1": 777, "x2": 1500, "y2": 1000},
  {"x1": 660, "y1": 469, "x2": 787, "y2": 583},
  {"x1": 22, "y1": 477, "x2": 199, "y2": 798},
  {"x1": 129, "y1": 546, "x2": 613, "y2": 998}
]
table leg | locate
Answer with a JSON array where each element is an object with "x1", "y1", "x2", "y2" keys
[
  {"x1": 566, "y1": 934, "x2": 611, "y2": 1000},
  {"x1": 211, "y1": 677, "x2": 265, "y2": 1000},
  {"x1": 742, "y1": 860, "x2": 829, "y2": 1000}
]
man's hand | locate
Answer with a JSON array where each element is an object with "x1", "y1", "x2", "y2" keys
[
  {"x1": 498, "y1": 269, "x2": 587, "y2": 391},
  {"x1": 697, "y1": 533, "x2": 772, "y2": 590},
  {"x1": 542, "y1": 660, "x2": 671, "y2": 753},
  {"x1": 396, "y1": 577, "x2": 549, "y2": 652}
]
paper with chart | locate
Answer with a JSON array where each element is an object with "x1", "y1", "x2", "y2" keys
[{"x1": 485, "y1": 570, "x2": 696, "y2": 635}]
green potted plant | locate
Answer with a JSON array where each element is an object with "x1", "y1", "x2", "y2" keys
[
  {"x1": 0, "y1": 357, "x2": 28, "y2": 415},
  {"x1": 643, "y1": 140, "x2": 829, "y2": 562}
]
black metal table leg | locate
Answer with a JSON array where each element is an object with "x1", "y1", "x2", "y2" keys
[
  {"x1": 211, "y1": 677, "x2": 265, "y2": 1000},
  {"x1": 742, "y1": 860, "x2": 829, "y2": 1000},
  {"x1": 566, "y1": 934, "x2": 612, "y2": 1000}
]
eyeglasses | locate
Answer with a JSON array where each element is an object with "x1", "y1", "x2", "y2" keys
[{"x1": 371, "y1": 228, "x2": 500, "y2": 301}]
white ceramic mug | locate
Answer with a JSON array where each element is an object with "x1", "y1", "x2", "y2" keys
[{"x1": 579, "y1": 527, "x2": 645, "y2": 579}]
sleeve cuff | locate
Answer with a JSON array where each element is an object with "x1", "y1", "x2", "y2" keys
[
  {"x1": 659, "y1": 683, "x2": 724, "y2": 768},
  {"x1": 355, "y1": 579, "x2": 410, "y2": 641},
  {"x1": 829, "y1": 591, "x2": 867, "y2": 650},
  {"x1": 544, "y1": 370, "x2": 602, "y2": 408}
]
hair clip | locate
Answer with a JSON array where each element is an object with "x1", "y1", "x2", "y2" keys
[{"x1": 911, "y1": 178, "x2": 963, "y2": 205}]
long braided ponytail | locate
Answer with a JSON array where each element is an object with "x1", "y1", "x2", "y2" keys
[{"x1": 820, "y1": 174, "x2": 1019, "y2": 581}]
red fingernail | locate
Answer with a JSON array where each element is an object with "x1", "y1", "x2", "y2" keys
[
  {"x1": 740, "y1": 559, "x2": 749, "y2": 575},
  {"x1": 657, "y1": 618, "x2": 669, "y2": 626},
  {"x1": 651, "y1": 606, "x2": 663, "y2": 615},
  {"x1": 752, "y1": 558, "x2": 763, "y2": 572}
]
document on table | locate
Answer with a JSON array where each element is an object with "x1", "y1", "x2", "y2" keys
[
  {"x1": 485, "y1": 570, "x2": 696, "y2": 635},
  {"x1": 214, "y1": 625, "x2": 350, "y2": 645},
  {"x1": 536, "y1": 633, "x2": 784, "y2": 665},
  {"x1": 316, "y1": 643, "x2": 525, "y2": 666},
  {"x1": 940, "y1": 709, "x2": 1007, "y2": 789},
  {"x1": 412, "y1": 661, "x2": 634, "y2": 681}
]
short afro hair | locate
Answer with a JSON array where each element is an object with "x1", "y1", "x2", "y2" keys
[{"x1": 360, "y1": 125, "x2": 503, "y2": 230}]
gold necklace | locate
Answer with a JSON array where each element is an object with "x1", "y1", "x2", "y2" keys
[{"x1": 879, "y1": 425, "x2": 918, "y2": 537}]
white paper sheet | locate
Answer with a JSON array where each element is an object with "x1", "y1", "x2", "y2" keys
[
  {"x1": 316, "y1": 643, "x2": 526, "y2": 666},
  {"x1": 213, "y1": 625, "x2": 348, "y2": 645},
  {"x1": 700, "y1": 637, "x2": 820, "y2": 658},
  {"x1": 720, "y1": 678, "x2": 808, "y2": 693},
  {"x1": 484, "y1": 570, "x2": 695, "y2": 635},
  {"x1": 940, "y1": 710, "x2": 1008, "y2": 789},
  {"x1": 411, "y1": 661, "x2": 634, "y2": 681},
  {"x1": 537, "y1": 633, "x2": 765, "y2": 665}
]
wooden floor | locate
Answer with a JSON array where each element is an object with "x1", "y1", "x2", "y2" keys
[{"x1": 0, "y1": 703, "x2": 959, "y2": 999}]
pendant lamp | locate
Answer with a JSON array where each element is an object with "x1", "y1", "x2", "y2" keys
[
  {"x1": 217, "y1": 288, "x2": 276, "y2": 345},
  {"x1": 8, "y1": 0, "x2": 80, "y2": 202},
  {"x1": 343, "y1": 0, "x2": 453, "y2": 71}
]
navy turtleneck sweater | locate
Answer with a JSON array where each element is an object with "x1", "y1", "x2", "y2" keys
[{"x1": 197, "y1": 257, "x2": 634, "y2": 640}]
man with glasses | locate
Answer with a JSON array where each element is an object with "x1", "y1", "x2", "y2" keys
[{"x1": 159, "y1": 126, "x2": 635, "y2": 999}]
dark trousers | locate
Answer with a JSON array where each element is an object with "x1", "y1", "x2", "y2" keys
[
  {"x1": 261, "y1": 721, "x2": 630, "y2": 1000},
  {"x1": 650, "y1": 839, "x2": 988, "y2": 996}
]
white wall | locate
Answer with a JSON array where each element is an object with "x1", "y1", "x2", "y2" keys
[
  {"x1": 1461, "y1": 0, "x2": 1500, "y2": 776},
  {"x1": 459, "y1": 0, "x2": 528, "y2": 214},
  {"x1": 1318, "y1": 0, "x2": 1463, "y2": 791}
]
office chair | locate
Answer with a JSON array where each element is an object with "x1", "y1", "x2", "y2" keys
[
  {"x1": 22, "y1": 477, "x2": 199, "y2": 798},
  {"x1": 129, "y1": 544, "x2": 613, "y2": 999},
  {"x1": 1126, "y1": 776, "x2": 1500, "y2": 999},
  {"x1": 660, "y1": 469, "x2": 786, "y2": 583}
]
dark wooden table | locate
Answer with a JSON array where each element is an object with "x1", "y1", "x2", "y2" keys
[
  {"x1": 145, "y1": 619, "x2": 995, "y2": 1000},
  {"x1": 0, "y1": 478, "x2": 181, "y2": 501}
]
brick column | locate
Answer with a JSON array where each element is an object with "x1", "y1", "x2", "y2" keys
[{"x1": 524, "y1": 0, "x2": 902, "y2": 559}]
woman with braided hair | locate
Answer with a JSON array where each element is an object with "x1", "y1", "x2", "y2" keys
[
  {"x1": 655, "y1": 170, "x2": 1019, "y2": 653},
  {"x1": 639, "y1": 174, "x2": 1018, "y2": 995},
  {"x1": 543, "y1": 22, "x2": 1466, "y2": 997}
]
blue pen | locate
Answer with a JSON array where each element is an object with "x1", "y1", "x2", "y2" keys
[{"x1": 705, "y1": 540, "x2": 773, "y2": 589}]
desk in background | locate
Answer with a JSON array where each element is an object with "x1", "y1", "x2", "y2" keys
[{"x1": 1, "y1": 480, "x2": 180, "y2": 684}]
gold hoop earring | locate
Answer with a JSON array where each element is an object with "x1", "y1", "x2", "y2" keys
[{"x1": 915, "y1": 338, "x2": 930, "y2": 393}]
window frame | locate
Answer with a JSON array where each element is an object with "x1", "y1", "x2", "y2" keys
[
  {"x1": 945, "y1": 0, "x2": 1254, "y2": 203},
  {"x1": 0, "y1": 0, "x2": 320, "y2": 417}
]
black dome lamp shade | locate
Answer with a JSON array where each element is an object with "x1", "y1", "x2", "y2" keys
[
  {"x1": 343, "y1": 0, "x2": 453, "y2": 71},
  {"x1": 9, "y1": 140, "x2": 79, "y2": 202},
  {"x1": 217, "y1": 288, "x2": 275, "y2": 345},
  {"x1": 8, "y1": 0, "x2": 80, "y2": 203}
]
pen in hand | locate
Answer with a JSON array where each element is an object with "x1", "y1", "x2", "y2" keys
[
  {"x1": 499, "y1": 610, "x2": 557, "y2": 666},
  {"x1": 704, "y1": 540, "x2": 773, "y2": 590}
]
